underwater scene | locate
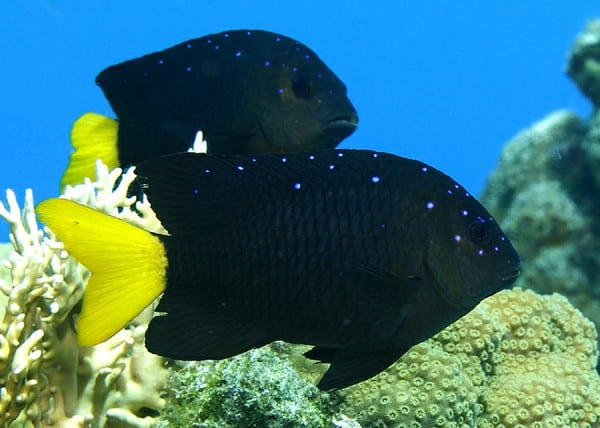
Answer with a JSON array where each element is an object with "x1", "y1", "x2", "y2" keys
[{"x1": 1, "y1": 2, "x2": 600, "y2": 427}]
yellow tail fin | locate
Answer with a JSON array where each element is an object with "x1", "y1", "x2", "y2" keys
[
  {"x1": 36, "y1": 198, "x2": 167, "y2": 346},
  {"x1": 60, "y1": 113, "x2": 120, "y2": 191}
]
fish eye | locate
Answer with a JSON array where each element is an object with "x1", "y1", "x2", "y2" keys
[
  {"x1": 468, "y1": 221, "x2": 489, "y2": 243},
  {"x1": 292, "y1": 76, "x2": 313, "y2": 99}
]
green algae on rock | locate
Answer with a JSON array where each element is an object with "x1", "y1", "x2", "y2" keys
[{"x1": 155, "y1": 346, "x2": 336, "y2": 428}]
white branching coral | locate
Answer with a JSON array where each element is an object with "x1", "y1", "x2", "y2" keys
[
  {"x1": 62, "y1": 161, "x2": 167, "y2": 235},
  {"x1": 0, "y1": 162, "x2": 169, "y2": 427},
  {"x1": 0, "y1": 188, "x2": 88, "y2": 425}
]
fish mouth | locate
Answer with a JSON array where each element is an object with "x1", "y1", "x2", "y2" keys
[
  {"x1": 321, "y1": 112, "x2": 359, "y2": 147},
  {"x1": 323, "y1": 112, "x2": 359, "y2": 133},
  {"x1": 501, "y1": 261, "x2": 522, "y2": 284}
]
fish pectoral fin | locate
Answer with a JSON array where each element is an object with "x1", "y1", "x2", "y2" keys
[
  {"x1": 155, "y1": 120, "x2": 259, "y2": 155},
  {"x1": 158, "y1": 121, "x2": 200, "y2": 144},
  {"x1": 203, "y1": 127, "x2": 258, "y2": 154},
  {"x1": 351, "y1": 262, "x2": 423, "y2": 291},
  {"x1": 146, "y1": 287, "x2": 269, "y2": 360},
  {"x1": 306, "y1": 347, "x2": 401, "y2": 390},
  {"x1": 345, "y1": 262, "x2": 422, "y2": 337},
  {"x1": 60, "y1": 112, "x2": 119, "y2": 191}
]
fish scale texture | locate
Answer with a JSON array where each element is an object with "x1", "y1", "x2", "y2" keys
[{"x1": 162, "y1": 175, "x2": 397, "y2": 345}]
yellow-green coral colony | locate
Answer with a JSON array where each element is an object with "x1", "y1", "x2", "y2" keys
[{"x1": 38, "y1": 149, "x2": 521, "y2": 390}]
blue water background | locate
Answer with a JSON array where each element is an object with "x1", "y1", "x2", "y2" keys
[{"x1": 0, "y1": 1, "x2": 597, "y2": 239}]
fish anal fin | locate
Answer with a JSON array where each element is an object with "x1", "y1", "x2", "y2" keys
[
  {"x1": 61, "y1": 113, "x2": 119, "y2": 191},
  {"x1": 306, "y1": 346, "x2": 402, "y2": 390},
  {"x1": 304, "y1": 346, "x2": 337, "y2": 363}
]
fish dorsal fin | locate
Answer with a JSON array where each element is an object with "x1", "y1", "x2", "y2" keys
[
  {"x1": 133, "y1": 150, "x2": 387, "y2": 236},
  {"x1": 60, "y1": 113, "x2": 119, "y2": 191}
]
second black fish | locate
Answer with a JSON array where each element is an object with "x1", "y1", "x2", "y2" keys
[{"x1": 61, "y1": 30, "x2": 358, "y2": 189}]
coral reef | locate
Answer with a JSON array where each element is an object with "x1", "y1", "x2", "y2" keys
[
  {"x1": 481, "y1": 18, "x2": 600, "y2": 345},
  {"x1": 337, "y1": 288, "x2": 600, "y2": 427},
  {"x1": 0, "y1": 243, "x2": 11, "y2": 321},
  {"x1": 567, "y1": 20, "x2": 600, "y2": 108},
  {"x1": 3, "y1": 19, "x2": 600, "y2": 425},
  {"x1": 0, "y1": 164, "x2": 169, "y2": 427},
  {"x1": 156, "y1": 345, "x2": 336, "y2": 428}
]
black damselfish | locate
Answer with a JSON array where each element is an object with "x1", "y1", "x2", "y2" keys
[
  {"x1": 61, "y1": 29, "x2": 358, "y2": 189},
  {"x1": 38, "y1": 150, "x2": 521, "y2": 390}
]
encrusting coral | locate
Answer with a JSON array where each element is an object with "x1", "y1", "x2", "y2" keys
[
  {"x1": 337, "y1": 288, "x2": 600, "y2": 428},
  {"x1": 0, "y1": 162, "x2": 169, "y2": 427}
]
